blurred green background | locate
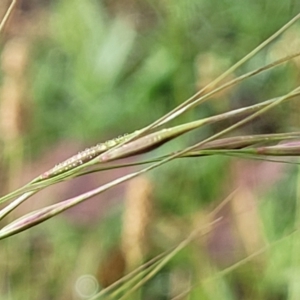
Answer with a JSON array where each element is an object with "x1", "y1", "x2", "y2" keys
[{"x1": 1, "y1": 0, "x2": 300, "y2": 299}]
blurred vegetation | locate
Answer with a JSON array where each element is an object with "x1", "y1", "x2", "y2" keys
[{"x1": 1, "y1": 0, "x2": 300, "y2": 299}]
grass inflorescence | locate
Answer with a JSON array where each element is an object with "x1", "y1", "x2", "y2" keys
[{"x1": 1, "y1": 2, "x2": 300, "y2": 299}]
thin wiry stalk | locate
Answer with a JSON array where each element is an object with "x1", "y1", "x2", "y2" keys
[
  {"x1": 0, "y1": 87, "x2": 299, "y2": 237},
  {"x1": 193, "y1": 132, "x2": 300, "y2": 150},
  {"x1": 0, "y1": 170, "x2": 144, "y2": 239},
  {"x1": 75, "y1": 132, "x2": 300, "y2": 177},
  {"x1": 88, "y1": 250, "x2": 173, "y2": 299},
  {"x1": 27, "y1": 54, "x2": 300, "y2": 181},
  {"x1": 0, "y1": 92, "x2": 296, "y2": 207},
  {"x1": 118, "y1": 218, "x2": 223, "y2": 300},
  {"x1": 100, "y1": 14, "x2": 300, "y2": 151},
  {"x1": 156, "y1": 51, "x2": 300, "y2": 127},
  {"x1": 94, "y1": 86, "x2": 300, "y2": 187},
  {"x1": 98, "y1": 101, "x2": 300, "y2": 162},
  {"x1": 40, "y1": 52, "x2": 300, "y2": 182},
  {"x1": 171, "y1": 229, "x2": 298, "y2": 300},
  {"x1": 0, "y1": 48, "x2": 298, "y2": 209},
  {"x1": 180, "y1": 145, "x2": 300, "y2": 158},
  {"x1": 0, "y1": 191, "x2": 36, "y2": 220},
  {"x1": 178, "y1": 138, "x2": 300, "y2": 157},
  {"x1": 255, "y1": 142, "x2": 300, "y2": 156},
  {"x1": 110, "y1": 191, "x2": 236, "y2": 300},
  {"x1": 0, "y1": 0, "x2": 17, "y2": 34},
  {"x1": 177, "y1": 87, "x2": 300, "y2": 158},
  {"x1": 0, "y1": 92, "x2": 298, "y2": 221},
  {"x1": 217, "y1": 153, "x2": 300, "y2": 165},
  {"x1": 205, "y1": 232, "x2": 296, "y2": 281},
  {"x1": 1, "y1": 17, "x2": 300, "y2": 241},
  {"x1": 108, "y1": 259, "x2": 164, "y2": 299}
]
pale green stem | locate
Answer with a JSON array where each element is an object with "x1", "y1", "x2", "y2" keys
[
  {"x1": 0, "y1": 88, "x2": 298, "y2": 238},
  {"x1": 0, "y1": 171, "x2": 140, "y2": 239},
  {"x1": 89, "y1": 250, "x2": 172, "y2": 299},
  {"x1": 118, "y1": 218, "x2": 222, "y2": 300},
  {"x1": 173, "y1": 230, "x2": 298, "y2": 300},
  {"x1": 0, "y1": 0, "x2": 17, "y2": 34},
  {"x1": 0, "y1": 94, "x2": 283, "y2": 207},
  {"x1": 0, "y1": 191, "x2": 36, "y2": 221},
  {"x1": 105, "y1": 14, "x2": 300, "y2": 149},
  {"x1": 117, "y1": 190, "x2": 237, "y2": 300}
]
